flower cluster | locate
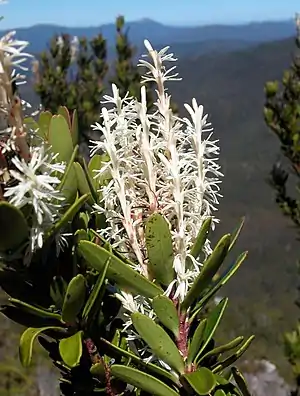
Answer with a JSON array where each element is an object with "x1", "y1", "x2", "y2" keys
[
  {"x1": 0, "y1": 11, "x2": 66, "y2": 257},
  {"x1": 90, "y1": 40, "x2": 223, "y2": 304}
]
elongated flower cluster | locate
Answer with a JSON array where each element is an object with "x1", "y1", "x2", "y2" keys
[{"x1": 90, "y1": 40, "x2": 223, "y2": 303}]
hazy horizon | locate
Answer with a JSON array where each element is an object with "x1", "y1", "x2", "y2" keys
[{"x1": 0, "y1": 0, "x2": 297, "y2": 30}]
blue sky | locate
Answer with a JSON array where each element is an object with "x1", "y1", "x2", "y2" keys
[{"x1": 0, "y1": 0, "x2": 298, "y2": 29}]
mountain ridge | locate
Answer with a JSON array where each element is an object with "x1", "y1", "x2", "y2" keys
[{"x1": 3, "y1": 18, "x2": 295, "y2": 53}]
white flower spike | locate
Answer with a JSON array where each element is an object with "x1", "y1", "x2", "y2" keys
[{"x1": 91, "y1": 39, "x2": 223, "y2": 304}]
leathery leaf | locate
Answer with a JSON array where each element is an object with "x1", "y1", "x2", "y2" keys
[
  {"x1": 131, "y1": 312, "x2": 185, "y2": 374},
  {"x1": 77, "y1": 241, "x2": 163, "y2": 299},
  {"x1": 182, "y1": 234, "x2": 231, "y2": 311},
  {"x1": 61, "y1": 274, "x2": 86, "y2": 324},
  {"x1": 145, "y1": 213, "x2": 175, "y2": 286},
  {"x1": 19, "y1": 326, "x2": 64, "y2": 367},
  {"x1": 152, "y1": 295, "x2": 179, "y2": 337},
  {"x1": 59, "y1": 330, "x2": 83, "y2": 368},
  {"x1": 181, "y1": 367, "x2": 216, "y2": 395},
  {"x1": 111, "y1": 365, "x2": 179, "y2": 396}
]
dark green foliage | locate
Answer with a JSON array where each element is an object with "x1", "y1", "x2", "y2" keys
[
  {"x1": 264, "y1": 25, "x2": 300, "y2": 394},
  {"x1": 34, "y1": 33, "x2": 108, "y2": 144},
  {"x1": 110, "y1": 16, "x2": 154, "y2": 107}
]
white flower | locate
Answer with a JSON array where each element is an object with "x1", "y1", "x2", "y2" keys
[
  {"x1": 91, "y1": 39, "x2": 222, "y2": 303},
  {"x1": 3, "y1": 145, "x2": 66, "y2": 251}
]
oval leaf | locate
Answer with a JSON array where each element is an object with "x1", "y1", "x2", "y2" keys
[
  {"x1": 78, "y1": 241, "x2": 163, "y2": 299},
  {"x1": 111, "y1": 365, "x2": 179, "y2": 396},
  {"x1": 0, "y1": 202, "x2": 28, "y2": 252},
  {"x1": 182, "y1": 367, "x2": 216, "y2": 395},
  {"x1": 48, "y1": 115, "x2": 73, "y2": 163},
  {"x1": 62, "y1": 274, "x2": 86, "y2": 324},
  {"x1": 214, "y1": 390, "x2": 226, "y2": 396},
  {"x1": 132, "y1": 312, "x2": 185, "y2": 374},
  {"x1": 19, "y1": 326, "x2": 64, "y2": 367},
  {"x1": 182, "y1": 234, "x2": 231, "y2": 311},
  {"x1": 152, "y1": 295, "x2": 179, "y2": 337},
  {"x1": 90, "y1": 362, "x2": 105, "y2": 379},
  {"x1": 59, "y1": 330, "x2": 83, "y2": 368},
  {"x1": 38, "y1": 111, "x2": 52, "y2": 139},
  {"x1": 145, "y1": 213, "x2": 175, "y2": 286}
]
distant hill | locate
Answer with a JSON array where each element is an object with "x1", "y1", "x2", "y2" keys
[{"x1": 2, "y1": 18, "x2": 295, "y2": 54}]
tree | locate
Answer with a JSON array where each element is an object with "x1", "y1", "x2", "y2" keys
[
  {"x1": 34, "y1": 33, "x2": 108, "y2": 145},
  {"x1": 264, "y1": 16, "x2": 300, "y2": 395},
  {"x1": 110, "y1": 16, "x2": 154, "y2": 107}
]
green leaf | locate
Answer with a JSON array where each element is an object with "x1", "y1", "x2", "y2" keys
[
  {"x1": 60, "y1": 163, "x2": 78, "y2": 203},
  {"x1": 193, "y1": 252, "x2": 248, "y2": 316},
  {"x1": 145, "y1": 213, "x2": 175, "y2": 286},
  {"x1": 110, "y1": 365, "x2": 179, "y2": 396},
  {"x1": 187, "y1": 319, "x2": 207, "y2": 364},
  {"x1": 8, "y1": 298, "x2": 62, "y2": 321},
  {"x1": 58, "y1": 145, "x2": 78, "y2": 202},
  {"x1": 152, "y1": 295, "x2": 179, "y2": 337},
  {"x1": 82, "y1": 253, "x2": 110, "y2": 323},
  {"x1": 58, "y1": 106, "x2": 71, "y2": 130},
  {"x1": 19, "y1": 326, "x2": 64, "y2": 367},
  {"x1": 0, "y1": 202, "x2": 28, "y2": 252},
  {"x1": 38, "y1": 111, "x2": 52, "y2": 139},
  {"x1": 195, "y1": 298, "x2": 228, "y2": 363},
  {"x1": 228, "y1": 217, "x2": 245, "y2": 252},
  {"x1": 81, "y1": 158, "x2": 99, "y2": 203},
  {"x1": 75, "y1": 229, "x2": 89, "y2": 242},
  {"x1": 214, "y1": 390, "x2": 226, "y2": 396},
  {"x1": 190, "y1": 217, "x2": 212, "y2": 259},
  {"x1": 88, "y1": 153, "x2": 110, "y2": 190},
  {"x1": 61, "y1": 274, "x2": 86, "y2": 324},
  {"x1": 71, "y1": 109, "x2": 79, "y2": 146},
  {"x1": 59, "y1": 145, "x2": 78, "y2": 189},
  {"x1": 59, "y1": 330, "x2": 83, "y2": 368},
  {"x1": 231, "y1": 367, "x2": 251, "y2": 396},
  {"x1": 45, "y1": 193, "x2": 90, "y2": 239},
  {"x1": 74, "y1": 162, "x2": 95, "y2": 205},
  {"x1": 182, "y1": 234, "x2": 231, "y2": 311},
  {"x1": 214, "y1": 374, "x2": 229, "y2": 385},
  {"x1": 212, "y1": 336, "x2": 255, "y2": 373},
  {"x1": 182, "y1": 367, "x2": 216, "y2": 395},
  {"x1": 132, "y1": 312, "x2": 185, "y2": 374},
  {"x1": 48, "y1": 115, "x2": 73, "y2": 163},
  {"x1": 78, "y1": 241, "x2": 163, "y2": 299},
  {"x1": 90, "y1": 362, "x2": 105, "y2": 379},
  {"x1": 197, "y1": 336, "x2": 244, "y2": 365},
  {"x1": 100, "y1": 337, "x2": 179, "y2": 385}
]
